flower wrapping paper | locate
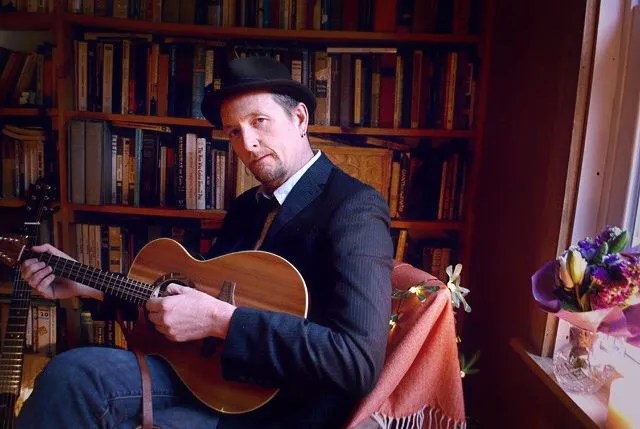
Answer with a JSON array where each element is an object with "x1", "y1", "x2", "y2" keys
[{"x1": 532, "y1": 259, "x2": 640, "y2": 346}]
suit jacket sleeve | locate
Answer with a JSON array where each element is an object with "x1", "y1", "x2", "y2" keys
[{"x1": 220, "y1": 185, "x2": 393, "y2": 397}]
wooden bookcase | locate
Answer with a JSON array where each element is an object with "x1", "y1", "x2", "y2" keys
[{"x1": 1, "y1": 0, "x2": 493, "y2": 348}]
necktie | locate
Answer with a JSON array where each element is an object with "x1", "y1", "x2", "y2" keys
[{"x1": 253, "y1": 195, "x2": 280, "y2": 250}]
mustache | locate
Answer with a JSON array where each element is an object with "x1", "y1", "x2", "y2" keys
[{"x1": 247, "y1": 152, "x2": 276, "y2": 164}]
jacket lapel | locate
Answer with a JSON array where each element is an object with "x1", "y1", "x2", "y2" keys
[{"x1": 265, "y1": 154, "x2": 334, "y2": 241}]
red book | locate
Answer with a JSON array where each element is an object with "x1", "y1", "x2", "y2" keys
[
  {"x1": 373, "y1": 0, "x2": 397, "y2": 32},
  {"x1": 377, "y1": 53, "x2": 396, "y2": 128}
]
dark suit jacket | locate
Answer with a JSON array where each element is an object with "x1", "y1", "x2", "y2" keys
[{"x1": 210, "y1": 154, "x2": 393, "y2": 429}]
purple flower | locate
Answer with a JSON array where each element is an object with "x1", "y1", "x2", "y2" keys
[
  {"x1": 577, "y1": 239, "x2": 599, "y2": 261},
  {"x1": 595, "y1": 226, "x2": 624, "y2": 247},
  {"x1": 590, "y1": 266, "x2": 610, "y2": 287},
  {"x1": 536, "y1": 226, "x2": 640, "y2": 313}
]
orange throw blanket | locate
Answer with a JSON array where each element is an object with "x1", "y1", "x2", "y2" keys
[{"x1": 346, "y1": 263, "x2": 466, "y2": 429}]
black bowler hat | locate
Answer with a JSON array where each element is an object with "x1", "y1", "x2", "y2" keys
[{"x1": 201, "y1": 56, "x2": 316, "y2": 127}]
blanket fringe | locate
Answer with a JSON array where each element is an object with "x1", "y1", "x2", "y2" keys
[{"x1": 371, "y1": 406, "x2": 466, "y2": 429}]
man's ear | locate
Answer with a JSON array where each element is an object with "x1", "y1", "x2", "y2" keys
[{"x1": 293, "y1": 102, "x2": 309, "y2": 132}]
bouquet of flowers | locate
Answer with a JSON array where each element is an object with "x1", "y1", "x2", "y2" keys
[{"x1": 532, "y1": 226, "x2": 640, "y2": 345}]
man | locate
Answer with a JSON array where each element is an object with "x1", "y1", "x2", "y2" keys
[{"x1": 18, "y1": 56, "x2": 393, "y2": 429}]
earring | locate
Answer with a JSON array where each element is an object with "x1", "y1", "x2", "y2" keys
[{"x1": 301, "y1": 131, "x2": 306, "y2": 137}]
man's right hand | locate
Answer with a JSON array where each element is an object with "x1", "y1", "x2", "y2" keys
[{"x1": 20, "y1": 244, "x2": 103, "y2": 301}]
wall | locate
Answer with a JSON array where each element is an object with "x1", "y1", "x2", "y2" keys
[{"x1": 464, "y1": 0, "x2": 589, "y2": 426}]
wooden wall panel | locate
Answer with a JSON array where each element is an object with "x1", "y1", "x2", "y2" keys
[{"x1": 463, "y1": 0, "x2": 593, "y2": 426}]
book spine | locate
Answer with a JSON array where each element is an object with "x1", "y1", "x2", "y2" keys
[
  {"x1": 121, "y1": 40, "x2": 131, "y2": 115},
  {"x1": 196, "y1": 137, "x2": 206, "y2": 210},
  {"x1": 101, "y1": 43, "x2": 114, "y2": 113},
  {"x1": 175, "y1": 134, "x2": 186, "y2": 209},
  {"x1": 185, "y1": 133, "x2": 197, "y2": 209},
  {"x1": 77, "y1": 42, "x2": 88, "y2": 111},
  {"x1": 191, "y1": 45, "x2": 206, "y2": 119}
]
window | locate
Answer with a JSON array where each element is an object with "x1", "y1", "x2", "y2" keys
[{"x1": 557, "y1": 0, "x2": 640, "y2": 373}]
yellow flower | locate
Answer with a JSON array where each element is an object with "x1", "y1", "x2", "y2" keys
[{"x1": 567, "y1": 249, "x2": 587, "y2": 286}]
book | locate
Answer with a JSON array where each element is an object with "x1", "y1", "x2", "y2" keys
[
  {"x1": 69, "y1": 120, "x2": 86, "y2": 204},
  {"x1": 85, "y1": 121, "x2": 104, "y2": 205}
]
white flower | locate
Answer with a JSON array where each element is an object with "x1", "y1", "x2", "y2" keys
[{"x1": 557, "y1": 253, "x2": 575, "y2": 290}]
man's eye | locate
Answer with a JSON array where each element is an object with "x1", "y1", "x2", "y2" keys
[
  {"x1": 254, "y1": 118, "x2": 267, "y2": 126},
  {"x1": 228, "y1": 129, "x2": 240, "y2": 138}
]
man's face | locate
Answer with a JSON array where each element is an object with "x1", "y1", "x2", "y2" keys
[{"x1": 220, "y1": 91, "x2": 307, "y2": 191}]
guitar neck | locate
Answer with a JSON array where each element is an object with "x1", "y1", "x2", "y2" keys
[
  {"x1": 25, "y1": 251, "x2": 154, "y2": 306},
  {"x1": 1, "y1": 225, "x2": 39, "y2": 397}
]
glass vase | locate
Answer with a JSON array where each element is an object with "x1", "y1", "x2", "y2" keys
[{"x1": 552, "y1": 326, "x2": 615, "y2": 393}]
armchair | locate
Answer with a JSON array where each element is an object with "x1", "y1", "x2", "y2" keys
[{"x1": 346, "y1": 262, "x2": 466, "y2": 429}]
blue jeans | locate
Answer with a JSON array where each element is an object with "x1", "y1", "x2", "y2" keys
[{"x1": 16, "y1": 347, "x2": 220, "y2": 428}]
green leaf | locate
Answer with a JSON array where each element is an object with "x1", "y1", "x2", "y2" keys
[
  {"x1": 560, "y1": 301, "x2": 581, "y2": 312},
  {"x1": 609, "y1": 230, "x2": 630, "y2": 254},
  {"x1": 594, "y1": 242, "x2": 608, "y2": 264}
]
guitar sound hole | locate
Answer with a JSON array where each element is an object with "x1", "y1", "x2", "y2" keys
[{"x1": 154, "y1": 273, "x2": 196, "y2": 298}]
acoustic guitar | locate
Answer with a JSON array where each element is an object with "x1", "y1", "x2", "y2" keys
[
  {"x1": 0, "y1": 237, "x2": 308, "y2": 414},
  {"x1": 0, "y1": 179, "x2": 55, "y2": 428}
]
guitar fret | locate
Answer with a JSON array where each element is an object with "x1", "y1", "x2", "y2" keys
[
  {"x1": 0, "y1": 186, "x2": 52, "y2": 421},
  {"x1": 38, "y1": 251, "x2": 154, "y2": 305},
  {"x1": 0, "y1": 375, "x2": 22, "y2": 380},
  {"x1": 3, "y1": 333, "x2": 24, "y2": 339}
]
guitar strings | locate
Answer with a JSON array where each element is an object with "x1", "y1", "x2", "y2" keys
[
  {"x1": 1, "y1": 208, "x2": 41, "y2": 428},
  {"x1": 39, "y1": 255, "x2": 155, "y2": 303}
]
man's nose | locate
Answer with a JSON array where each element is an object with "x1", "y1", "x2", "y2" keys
[{"x1": 239, "y1": 127, "x2": 259, "y2": 151}]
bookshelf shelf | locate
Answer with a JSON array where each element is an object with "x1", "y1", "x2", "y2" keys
[
  {"x1": 0, "y1": 108, "x2": 57, "y2": 117},
  {"x1": 312, "y1": 126, "x2": 477, "y2": 138},
  {"x1": 391, "y1": 219, "x2": 464, "y2": 232},
  {"x1": 65, "y1": 112, "x2": 476, "y2": 138},
  {"x1": 66, "y1": 111, "x2": 211, "y2": 128},
  {"x1": 0, "y1": 198, "x2": 26, "y2": 208},
  {"x1": 69, "y1": 204, "x2": 226, "y2": 224},
  {"x1": 63, "y1": 13, "x2": 482, "y2": 45},
  {"x1": 0, "y1": 12, "x2": 54, "y2": 30}
]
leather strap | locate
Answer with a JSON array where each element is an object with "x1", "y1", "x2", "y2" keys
[{"x1": 133, "y1": 350, "x2": 156, "y2": 429}]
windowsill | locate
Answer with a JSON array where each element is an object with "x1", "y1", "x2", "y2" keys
[{"x1": 510, "y1": 337, "x2": 607, "y2": 429}]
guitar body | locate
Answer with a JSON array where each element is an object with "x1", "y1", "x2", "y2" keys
[{"x1": 123, "y1": 238, "x2": 308, "y2": 414}]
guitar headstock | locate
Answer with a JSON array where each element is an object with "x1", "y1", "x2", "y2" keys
[
  {"x1": 25, "y1": 178, "x2": 56, "y2": 221},
  {"x1": 0, "y1": 235, "x2": 27, "y2": 269}
]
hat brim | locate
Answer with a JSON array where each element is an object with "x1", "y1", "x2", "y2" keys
[{"x1": 201, "y1": 79, "x2": 316, "y2": 128}]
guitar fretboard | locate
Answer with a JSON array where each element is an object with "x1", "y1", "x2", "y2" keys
[
  {"x1": 29, "y1": 252, "x2": 155, "y2": 306},
  {"x1": 0, "y1": 223, "x2": 38, "y2": 397}
]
